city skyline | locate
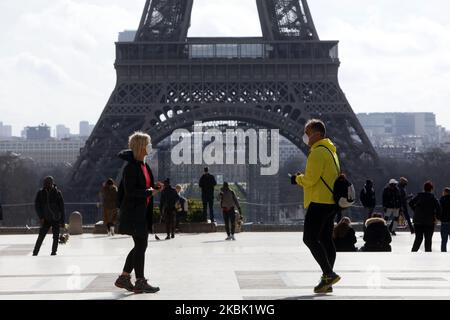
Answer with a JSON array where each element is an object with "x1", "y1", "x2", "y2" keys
[{"x1": 1, "y1": 0, "x2": 450, "y2": 136}]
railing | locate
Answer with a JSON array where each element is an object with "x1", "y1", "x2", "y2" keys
[
  {"x1": 116, "y1": 40, "x2": 339, "y2": 62},
  {"x1": 0, "y1": 201, "x2": 390, "y2": 228}
]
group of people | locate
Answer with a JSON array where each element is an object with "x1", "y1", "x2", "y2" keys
[
  {"x1": 28, "y1": 117, "x2": 450, "y2": 296},
  {"x1": 358, "y1": 178, "x2": 450, "y2": 252}
]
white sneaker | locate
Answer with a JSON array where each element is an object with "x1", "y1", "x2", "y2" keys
[
  {"x1": 231, "y1": 235, "x2": 236, "y2": 241},
  {"x1": 225, "y1": 236, "x2": 232, "y2": 241},
  {"x1": 110, "y1": 227, "x2": 115, "y2": 236}
]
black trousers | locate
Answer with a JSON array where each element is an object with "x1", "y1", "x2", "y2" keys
[
  {"x1": 223, "y1": 208, "x2": 236, "y2": 236},
  {"x1": 33, "y1": 220, "x2": 60, "y2": 255},
  {"x1": 165, "y1": 209, "x2": 176, "y2": 236},
  {"x1": 412, "y1": 224, "x2": 434, "y2": 252},
  {"x1": 303, "y1": 203, "x2": 337, "y2": 276},
  {"x1": 202, "y1": 196, "x2": 214, "y2": 221},
  {"x1": 123, "y1": 234, "x2": 148, "y2": 279}
]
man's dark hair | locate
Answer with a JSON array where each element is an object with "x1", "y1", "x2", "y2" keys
[
  {"x1": 305, "y1": 119, "x2": 326, "y2": 137},
  {"x1": 204, "y1": 167, "x2": 209, "y2": 173},
  {"x1": 424, "y1": 181, "x2": 434, "y2": 192}
]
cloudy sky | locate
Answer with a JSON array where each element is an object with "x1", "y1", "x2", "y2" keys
[{"x1": 1, "y1": 0, "x2": 449, "y2": 136}]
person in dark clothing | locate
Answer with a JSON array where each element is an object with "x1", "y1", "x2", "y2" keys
[
  {"x1": 160, "y1": 179, "x2": 180, "y2": 240},
  {"x1": 409, "y1": 181, "x2": 441, "y2": 252},
  {"x1": 199, "y1": 167, "x2": 217, "y2": 223},
  {"x1": 438, "y1": 188, "x2": 450, "y2": 252},
  {"x1": 100, "y1": 178, "x2": 118, "y2": 236},
  {"x1": 114, "y1": 132, "x2": 161, "y2": 294},
  {"x1": 333, "y1": 217, "x2": 357, "y2": 252},
  {"x1": 175, "y1": 185, "x2": 188, "y2": 231},
  {"x1": 32, "y1": 176, "x2": 65, "y2": 256},
  {"x1": 219, "y1": 182, "x2": 242, "y2": 241},
  {"x1": 360, "y1": 213, "x2": 392, "y2": 252},
  {"x1": 382, "y1": 179, "x2": 401, "y2": 236},
  {"x1": 360, "y1": 180, "x2": 376, "y2": 220},
  {"x1": 397, "y1": 177, "x2": 415, "y2": 234}
]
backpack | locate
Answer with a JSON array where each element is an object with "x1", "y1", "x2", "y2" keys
[{"x1": 318, "y1": 146, "x2": 355, "y2": 210}]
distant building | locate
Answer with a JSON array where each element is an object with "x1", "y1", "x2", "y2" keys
[
  {"x1": 0, "y1": 138, "x2": 86, "y2": 166},
  {"x1": 79, "y1": 121, "x2": 94, "y2": 137},
  {"x1": 358, "y1": 113, "x2": 437, "y2": 141},
  {"x1": 56, "y1": 125, "x2": 71, "y2": 140},
  {"x1": 25, "y1": 124, "x2": 51, "y2": 140},
  {"x1": 0, "y1": 122, "x2": 12, "y2": 139},
  {"x1": 118, "y1": 30, "x2": 136, "y2": 42}
]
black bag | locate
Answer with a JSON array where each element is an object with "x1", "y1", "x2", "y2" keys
[{"x1": 318, "y1": 146, "x2": 355, "y2": 210}]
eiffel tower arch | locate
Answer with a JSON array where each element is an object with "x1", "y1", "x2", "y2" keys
[{"x1": 68, "y1": 0, "x2": 380, "y2": 201}]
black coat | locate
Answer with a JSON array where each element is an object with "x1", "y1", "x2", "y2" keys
[
  {"x1": 199, "y1": 173, "x2": 217, "y2": 198},
  {"x1": 409, "y1": 192, "x2": 441, "y2": 226},
  {"x1": 362, "y1": 218, "x2": 392, "y2": 252},
  {"x1": 439, "y1": 195, "x2": 450, "y2": 223},
  {"x1": 34, "y1": 187, "x2": 65, "y2": 224},
  {"x1": 160, "y1": 185, "x2": 180, "y2": 213},
  {"x1": 398, "y1": 184, "x2": 410, "y2": 213},
  {"x1": 117, "y1": 150, "x2": 157, "y2": 237},
  {"x1": 333, "y1": 228, "x2": 357, "y2": 252},
  {"x1": 382, "y1": 185, "x2": 401, "y2": 209},
  {"x1": 360, "y1": 186, "x2": 376, "y2": 208}
]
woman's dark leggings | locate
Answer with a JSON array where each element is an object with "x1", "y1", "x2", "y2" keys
[
  {"x1": 303, "y1": 203, "x2": 337, "y2": 276},
  {"x1": 123, "y1": 234, "x2": 148, "y2": 279},
  {"x1": 223, "y1": 208, "x2": 236, "y2": 236},
  {"x1": 412, "y1": 224, "x2": 434, "y2": 252}
]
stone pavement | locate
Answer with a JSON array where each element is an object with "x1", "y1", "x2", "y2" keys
[{"x1": 0, "y1": 231, "x2": 450, "y2": 300}]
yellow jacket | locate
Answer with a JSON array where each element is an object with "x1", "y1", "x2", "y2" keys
[{"x1": 296, "y1": 138, "x2": 340, "y2": 209}]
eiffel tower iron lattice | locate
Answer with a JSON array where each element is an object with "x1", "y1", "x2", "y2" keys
[{"x1": 68, "y1": 0, "x2": 380, "y2": 201}]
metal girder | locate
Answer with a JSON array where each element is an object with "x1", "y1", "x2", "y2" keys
[
  {"x1": 257, "y1": 0, "x2": 319, "y2": 40},
  {"x1": 67, "y1": 0, "x2": 380, "y2": 201},
  {"x1": 135, "y1": 0, "x2": 194, "y2": 42}
]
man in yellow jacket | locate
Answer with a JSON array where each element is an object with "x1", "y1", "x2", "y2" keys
[{"x1": 292, "y1": 119, "x2": 341, "y2": 294}]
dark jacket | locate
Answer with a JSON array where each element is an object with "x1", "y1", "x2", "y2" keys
[
  {"x1": 100, "y1": 185, "x2": 118, "y2": 210},
  {"x1": 398, "y1": 184, "x2": 411, "y2": 213},
  {"x1": 160, "y1": 185, "x2": 180, "y2": 214},
  {"x1": 333, "y1": 227, "x2": 357, "y2": 252},
  {"x1": 382, "y1": 185, "x2": 401, "y2": 209},
  {"x1": 35, "y1": 187, "x2": 65, "y2": 224},
  {"x1": 438, "y1": 195, "x2": 450, "y2": 223},
  {"x1": 0, "y1": 204, "x2": 3, "y2": 221},
  {"x1": 360, "y1": 186, "x2": 376, "y2": 208},
  {"x1": 362, "y1": 217, "x2": 392, "y2": 252},
  {"x1": 409, "y1": 192, "x2": 441, "y2": 226},
  {"x1": 117, "y1": 150, "x2": 157, "y2": 237},
  {"x1": 199, "y1": 173, "x2": 217, "y2": 198}
]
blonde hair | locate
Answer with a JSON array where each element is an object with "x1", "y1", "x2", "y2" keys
[{"x1": 128, "y1": 132, "x2": 151, "y2": 159}]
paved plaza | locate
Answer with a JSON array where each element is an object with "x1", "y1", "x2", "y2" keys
[{"x1": 0, "y1": 231, "x2": 450, "y2": 300}]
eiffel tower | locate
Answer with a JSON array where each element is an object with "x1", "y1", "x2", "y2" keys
[{"x1": 68, "y1": 0, "x2": 380, "y2": 201}]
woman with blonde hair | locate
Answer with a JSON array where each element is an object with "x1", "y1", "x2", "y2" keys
[
  {"x1": 333, "y1": 217, "x2": 357, "y2": 252},
  {"x1": 114, "y1": 132, "x2": 161, "y2": 294}
]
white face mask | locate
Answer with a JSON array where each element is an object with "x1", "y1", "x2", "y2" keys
[
  {"x1": 302, "y1": 133, "x2": 310, "y2": 145},
  {"x1": 146, "y1": 143, "x2": 153, "y2": 155},
  {"x1": 145, "y1": 144, "x2": 154, "y2": 161}
]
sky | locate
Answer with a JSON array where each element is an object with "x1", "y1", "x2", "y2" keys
[{"x1": 0, "y1": 0, "x2": 450, "y2": 136}]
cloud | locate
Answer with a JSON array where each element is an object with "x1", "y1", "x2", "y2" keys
[{"x1": 0, "y1": 0, "x2": 449, "y2": 135}]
